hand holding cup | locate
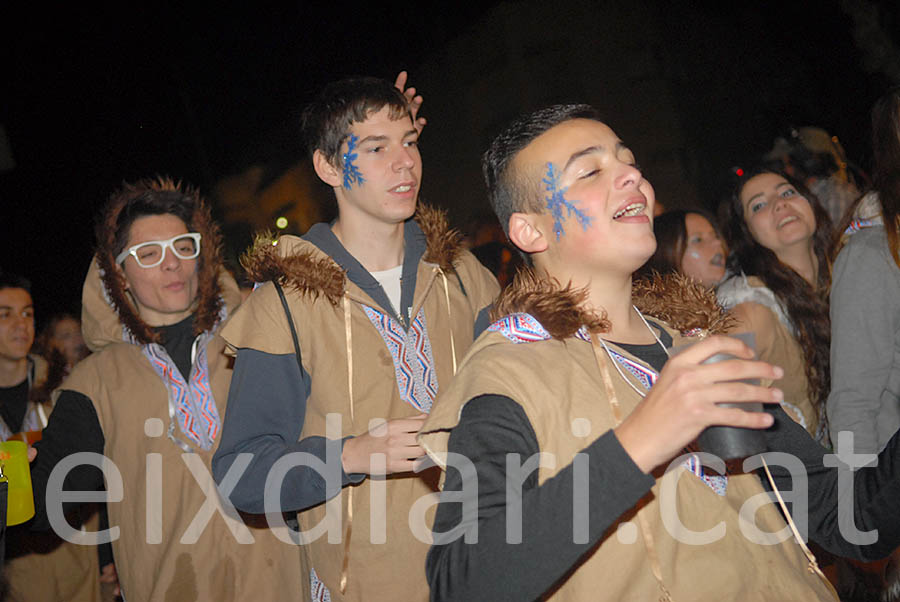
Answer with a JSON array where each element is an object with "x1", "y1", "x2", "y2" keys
[{"x1": 614, "y1": 334, "x2": 781, "y2": 473}]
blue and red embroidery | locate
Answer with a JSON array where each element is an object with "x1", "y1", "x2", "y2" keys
[
  {"x1": 845, "y1": 218, "x2": 876, "y2": 235},
  {"x1": 309, "y1": 568, "x2": 332, "y2": 602},
  {"x1": 489, "y1": 312, "x2": 728, "y2": 496},
  {"x1": 142, "y1": 330, "x2": 220, "y2": 450},
  {"x1": 486, "y1": 312, "x2": 551, "y2": 343},
  {"x1": 363, "y1": 305, "x2": 438, "y2": 412}
]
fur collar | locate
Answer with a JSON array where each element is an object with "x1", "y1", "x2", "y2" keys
[
  {"x1": 492, "y1": 269, "x2": 733, "y2": 340},
  {"x1": 92, "y1": 177, "x2": 226, "y2": 346},
  {"x1": 241, "y1": 204, "x2": 464, "y2": 306}
]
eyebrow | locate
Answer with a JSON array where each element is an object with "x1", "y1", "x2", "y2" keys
[
  {"x1": 563, "y1": 141, "x2": 629, "y2": 172},
  {"x1": 745, "y1": 182, "x2": 792, "y2": 206},
  {"x1": 357, "y1": 130, "x2": 418, "y2": 145},
  {"x1": 0, "y1": 305, "x2": 32, "y2": 311}
]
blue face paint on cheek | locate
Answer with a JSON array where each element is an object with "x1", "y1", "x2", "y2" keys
[
  {"x1": 342, "y1": 134, "x2": 365, "y2": 188},
  {"x1": 543, "y1": 162, "x2": 593, "y2": 240}
]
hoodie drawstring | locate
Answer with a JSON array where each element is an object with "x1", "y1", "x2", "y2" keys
[
  {"x1": 590, "y1": 336, "x2": 673, "y2": 602},
  {"x1": 343, "y1": 294, "x2": 355, "y2": 422},
  {"x1": 437, "y1": 268, "x2": 458, "y2": 375},
  {"x1": 340, "y1": 293, "x2": 354, "y2": 595}
]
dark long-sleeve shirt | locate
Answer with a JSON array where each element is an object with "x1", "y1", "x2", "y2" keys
[
  {"x1": 30, "y1": 315, "x2": 197, "y2": 530},
  {"x1": 210, "y1": 348, "x2": 365, "y2": 514},
  {"x1": 427, "y1": 396, "x2": 900, "y2": 601}
]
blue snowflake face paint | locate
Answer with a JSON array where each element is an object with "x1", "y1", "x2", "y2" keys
[
  {"x1": 543, "y1": 162, "x2": 593, "y2": 240},
  {"x1": 342, "y1": 134, "x2": 365, "y2": 188}
]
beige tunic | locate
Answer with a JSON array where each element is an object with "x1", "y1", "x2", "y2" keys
[
  {"x1": 5, "y1": 355, "x2": 102, "y2": 602},
  {"x1": 420, "y1": 321, "x2": 838, "y2": 601},
  {"x1": 54, "y1": 258, "x2": 304, "y2": 601},
  {"x1": 221, "y1": 231, "x2": 499, "y2": 602},
  {"x1": 718, "y1": 275, "x2": 821, "y2": 437}
]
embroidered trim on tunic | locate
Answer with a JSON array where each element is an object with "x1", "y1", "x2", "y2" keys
[
  {"x1": 127, "y1": 304, "x2": 227, "y2": 451},
  {"x1": 486, "y1": 312, "x2": 551, "y2": 343},
  {"x1": 489, "y1": 312, "x2": 728, "y2": 495},
  {"x1": 141, "y1": 330, "x2": 220, "y2": 450},
  {"x1": 845, "y1": 218, "x2": 878, "y2": 234},
  {"x1": 363, "y1": 305, "x2": 438, "y2": 412},
  {"x1": 310, "y1": 568, "x2": 332, "y2": 602}
]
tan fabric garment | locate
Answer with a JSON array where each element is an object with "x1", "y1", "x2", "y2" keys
[
  {"x1": 724, "y1": 275, "x2": 820, "y2": 437},
  {"x1": 421, "y1": 325, "x2": 837, "y2": 601},
  {"x1": 221, "y1": 220, "x2": 499, "y2": 602},
  {"x1": 5, "y1": 511, "x2": 101, "y2": 602},
  {"x1": 420, "y1": 270, "x2": 837, "y2": 601},
  {"x1": 5, "y1": 355, "x2": 102, "y2": 602},
  {"x1": 55, "y1": 258, "x2": 303, "y2": 601}
]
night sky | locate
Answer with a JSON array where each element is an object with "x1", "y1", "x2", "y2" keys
[
  {"x1": 3, "y1": 2, "x2": 899, "y2": 328},
  {"x1": 2, "y1": 3, "x2": 492, "y2": 324}
]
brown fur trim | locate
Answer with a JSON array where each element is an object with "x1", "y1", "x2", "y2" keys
[
  {"x1": 95, "y1": 176, "x2": 224, "y2": 345},
  {"x1": 491, "y1": 268, "x2": 611, "y2": 339},
  {"x1": 241, "y1": 233, "x2": 345, "y2": 306},
  {"x1": 240, "y1": 204, "x2": 463, "y2": 303},
  {"x1": 96, "y1": 188, "x2": 155, "y2": 345},
  {"x1": 190, "y1": 196, "x2": 225, "y2": 335},
  {"x1": 632, "y1": 272, "x2": 734, "y2": 335},
  {"x1": 415, "y1": 204, "x2": 463, "y2": 271},
  {"x1": 491, "y1": 270, "x2": 732, "y2": 339}
]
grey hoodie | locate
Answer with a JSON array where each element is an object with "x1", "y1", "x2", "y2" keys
[{"x1": 827, "y1": 192, "x2": 900, "y2": 456}]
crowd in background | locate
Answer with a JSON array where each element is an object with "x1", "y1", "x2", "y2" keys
[{"x1": 3, "y1": 78, "x2": 900, "y2": 601}]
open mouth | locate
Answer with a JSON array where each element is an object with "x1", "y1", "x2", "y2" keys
[
  {"x1": 613, "y1": 202, "x2": 645, "y2": 220},
  {"x1": 777, "y1": 215, "x2": 799, "y2": 228},
  {"x1": 710, "y1": 253, "x2": 724, "y2": 267},
  {"x1": 391, "y1": 183, "x2": 415, "y2": 193}
]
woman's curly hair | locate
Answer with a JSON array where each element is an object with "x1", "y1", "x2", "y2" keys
[{"x1": 94, "y1": 176, "x2": 224, "y2": 344}]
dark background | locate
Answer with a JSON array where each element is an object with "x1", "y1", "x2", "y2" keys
[{"x1": 3, "y1": 2, "x2": 899, "y2": 327}]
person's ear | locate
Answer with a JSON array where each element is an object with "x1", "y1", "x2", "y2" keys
[
  {"x1": 115, "y1": 262, "x2": 130, "y2": 291},
  {"x1": 508, "y1": 212, "x2": 549, "y2": 254},
  {"x1": 313, "y1": 150, "x2": 342, "y2": 188}
]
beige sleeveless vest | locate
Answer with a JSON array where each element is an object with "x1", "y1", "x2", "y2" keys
[{"x1": 421, "y1": 322, "x2": 837, "y2": 601}]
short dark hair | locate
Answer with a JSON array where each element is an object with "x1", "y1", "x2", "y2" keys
[
  {"x1": 482, "y1": 104, "x2": 600, "y2": 238},
  {"x1": 108, "y1": 185, "x2": 195, "y2": 258},
  {"x1": 0, "y1": 273, "x2": 32, "y2": 294},
  {"x1": 95, "y1": 176, "x2": 224, "y2": 344},
  {"x1": 300, "y1": 77, "x2": 412, "y2": 166}
]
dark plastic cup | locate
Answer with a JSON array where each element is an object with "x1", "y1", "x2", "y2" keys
[{"x1": 671, "y1": 332, "x2": 768, "y2": 460}]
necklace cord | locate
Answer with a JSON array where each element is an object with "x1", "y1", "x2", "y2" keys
[{"x1": 590, "y1": 328, "x2": 672, "y2": 602}]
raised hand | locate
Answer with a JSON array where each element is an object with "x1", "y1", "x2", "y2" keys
[
  {"x1": 394, "y1": 71, "x2": 427, "y2": 134},
  {"x1": 614, "y1": 335, "x2": 782, "y2": 473}
]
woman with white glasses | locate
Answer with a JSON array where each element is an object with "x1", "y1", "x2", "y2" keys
[{"x1": 28, "y1": 177, "x2": 302, "y2": 600}]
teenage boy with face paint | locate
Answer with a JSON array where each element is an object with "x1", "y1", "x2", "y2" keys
[
  {"x1": 419, "y1": 105, "x2": 900, "y2": 601},
  {"x1": 212, "y1": 76, "x2": 499, "y2": 601}
]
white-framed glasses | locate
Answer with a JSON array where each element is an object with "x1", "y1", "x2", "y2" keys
[{"x1": 116, "y1": 233, "x2": 202, "y2": 268}]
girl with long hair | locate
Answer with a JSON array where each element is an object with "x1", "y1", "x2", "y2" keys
[{"x1": 718, "y1": 168, "x2": 833, "y2": 442}]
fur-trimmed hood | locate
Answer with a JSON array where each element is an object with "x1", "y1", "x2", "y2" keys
[
  {"x1": 492, "y1": 269, "x2": 733, "y2": 339},
  {"x1": 241, "y1": 204, "x2": 464, "y2": 305},
  {"x1": 82, "y1": 258, "x2": 241, "y2": 352},
  {"x1": 85, "y1": 177, "x2": 239, "y2": 351}
]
